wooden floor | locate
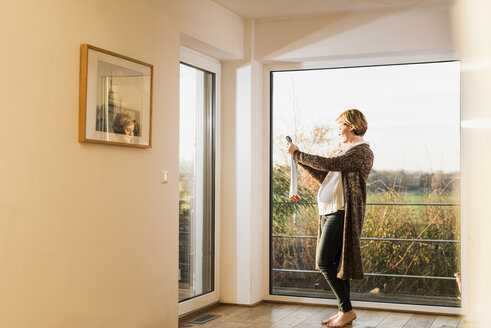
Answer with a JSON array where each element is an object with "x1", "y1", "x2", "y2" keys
[{"x1": 179, "y1": 302, "x2": 463, "y2": 328}]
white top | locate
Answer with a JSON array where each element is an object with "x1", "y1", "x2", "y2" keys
[{"x1": 317, "y1": 142, "x2": 367, "y2": 215}]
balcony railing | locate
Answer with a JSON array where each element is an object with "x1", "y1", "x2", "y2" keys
[{"x1": 271, "y1": 202, "x2": 461, "y2": 283}]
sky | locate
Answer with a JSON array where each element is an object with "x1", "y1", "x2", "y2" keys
[
  {"x1": 179, "y1": 64, "x2": 201, "y2": 166},
  {"x1": 272, "y1": 61, "x2": 461, "y2": 173}
]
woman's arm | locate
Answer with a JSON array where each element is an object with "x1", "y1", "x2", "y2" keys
[
  {"x1": 293, "y1": 145, "x2": 371, "y2": 172},
  {"x1": 298, "y1": 162, "x2": 328, "y2": 184},
  {"x1": 287, "y1": 142, "x2": 327, "y2": 184}
]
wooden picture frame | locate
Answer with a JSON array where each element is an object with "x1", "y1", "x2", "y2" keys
[{"x1": 79, "y1": 44, "x2": 153, "y2": 147}]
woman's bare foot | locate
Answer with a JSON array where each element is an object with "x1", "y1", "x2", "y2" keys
[
  {"x1": 328, "y1": 310, "x2": 357, "y2": 327},
  {"x1": 321, "y1": 312, "x2": 341, "y2": 325}
]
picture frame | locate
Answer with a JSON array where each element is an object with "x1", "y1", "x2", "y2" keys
[{"x1": 79, "y1": 44, "x2": 153, "y2": 148}]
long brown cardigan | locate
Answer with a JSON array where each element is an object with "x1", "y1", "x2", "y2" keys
[{"x1": 293, "y1": 143, "x2": 374, "y2": 280}]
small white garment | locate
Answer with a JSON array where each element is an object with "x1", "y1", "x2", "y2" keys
[{"x1": 289, "y1": 156, "x2": 300, "y2": 201}]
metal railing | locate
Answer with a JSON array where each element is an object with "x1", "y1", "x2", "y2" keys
[
  {"x1": 275, "y1": 201, "x2": 460, "y2": 206},
  {"x1": 272, "y1": 268, "x2": 457, "y2": 280},
  {"x1": 274, "y1": 234, "x2": 460, "y2": 244},
  {"x1": 272, "y1": 201, "x2": 461, "y2": 282}
]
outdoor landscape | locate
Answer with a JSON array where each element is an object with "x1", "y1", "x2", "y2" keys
[{"x1": 271, "y1": 128, "x2": 461, "y2": 307}]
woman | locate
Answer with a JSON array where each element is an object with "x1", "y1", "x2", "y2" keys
[
  {"x1": 287, "y1": 109, "x2": 374, "y2": 328},
  {"x1": 113, "y1": 113, "x2": 135, "y2": 143}
]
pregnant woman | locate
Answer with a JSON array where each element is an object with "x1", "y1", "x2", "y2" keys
[{"x1": 287, "y1": 109, "x2": 374, "y2": 327}]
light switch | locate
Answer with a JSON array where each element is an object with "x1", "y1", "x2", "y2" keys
[{"x1": 160, "y1": 170, "x2": 168, "y2": 184}]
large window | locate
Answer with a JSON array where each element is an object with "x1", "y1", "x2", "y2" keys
[
  {"x1": 270, "y1": 61, "x2": 461, "y2": 307},
  {"x1": 179, "y1": 62, "x2": 215, "y2": 303}
]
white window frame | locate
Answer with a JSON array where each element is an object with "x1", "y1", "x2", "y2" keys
[
  {"x1": 262, "y1": 54, "x2": 466, "y2": 316},
  {"x1": 179, "y1": 46, "x2": 222, "y2": 317}
]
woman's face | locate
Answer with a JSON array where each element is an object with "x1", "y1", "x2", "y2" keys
[
  {"x1": 124, "y1": 123, "x2": 135, "y2": 136},
  {"x1": 338, "y1": 123, "x2": 354, "y2": 143}
]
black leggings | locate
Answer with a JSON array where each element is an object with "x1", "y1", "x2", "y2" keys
[{"x1": 316, "y1": 210, "x2": 352, "y2": 313}]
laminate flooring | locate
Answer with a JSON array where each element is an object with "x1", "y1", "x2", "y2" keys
[{"x1": 179, "y1": 303, "x2": 464, "y2": 328}]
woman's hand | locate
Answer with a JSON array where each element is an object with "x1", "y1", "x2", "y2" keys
[{"x1": 286, "y1": 142, "x2": 299, "y2": 155}]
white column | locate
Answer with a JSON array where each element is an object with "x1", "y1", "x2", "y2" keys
[
  {"x1": 453, "y1": 1, "x2": 491, "y2": 326},
  {"x1": 221, "y1": 19, "x2": 264, "y2": 305}
]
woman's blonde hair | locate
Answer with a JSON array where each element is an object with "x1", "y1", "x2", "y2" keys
[
  {"x1": 336, "y1": 109, "x2": 368, "y2": 136},
  {"x1": 113, "y1": 113, "x2": 134, "y2": 135}
]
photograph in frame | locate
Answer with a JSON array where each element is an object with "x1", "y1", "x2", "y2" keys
[{"x1": 79, "y1": 44, "x2": 153, "y2": 147}]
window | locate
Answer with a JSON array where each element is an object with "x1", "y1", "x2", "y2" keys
[
  {"x1": 270, "y1": 61, "x2": 461, "y2": 307},
  {"x1": 179, "y1": 62, "x2": 215, "y2": 303}
]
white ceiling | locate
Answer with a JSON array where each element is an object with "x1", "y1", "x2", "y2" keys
[{"x1": 212, "y1": 0, "x2": 451, "y2": 19}]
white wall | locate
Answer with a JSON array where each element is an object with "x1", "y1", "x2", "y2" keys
[
  {"x1": 452, "y1": 1, "x2": 491, "y2": 326},
  {"x1": 254, "y1": 2, "x2": 458, "y2": 305},
  {"x1": 255, "y1": 4, "x2": 455, "y2": 66},
  {"x1": 177, "y1": 0, "x2": 244, "y2": 60},
  {"x1": 219, "y1": 1, "x2": 459, "y2": 308},
  {"x1": 0, "y1": 0, "x2": 180, "y2": 327}
]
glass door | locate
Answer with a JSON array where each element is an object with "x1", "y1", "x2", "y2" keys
[{"x1": 178, "y1": 47, "x2": 220, "y2": 315}]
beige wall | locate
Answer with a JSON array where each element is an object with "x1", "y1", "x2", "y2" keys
[
  {"x1": 0, "y1": 0, "x2": 181, "y2": 327},
  {"x1": 2, "y1": 0, "x2": 480, "y2": 324},
  {"x1": 0, "y1": 0, "x2": 249, "y2": 326}
]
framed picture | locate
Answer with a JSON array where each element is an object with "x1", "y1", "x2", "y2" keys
[{"x1": 79, "y1": 44, "x2": 153, "y2": 147}]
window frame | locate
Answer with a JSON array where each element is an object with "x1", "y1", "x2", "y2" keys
[
  {"x1": 178, "y1": 46, "x2": 221, "y2": 317},
  {"x1": 264, "y1": 59, "x2": 465, "y2": 315}
]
